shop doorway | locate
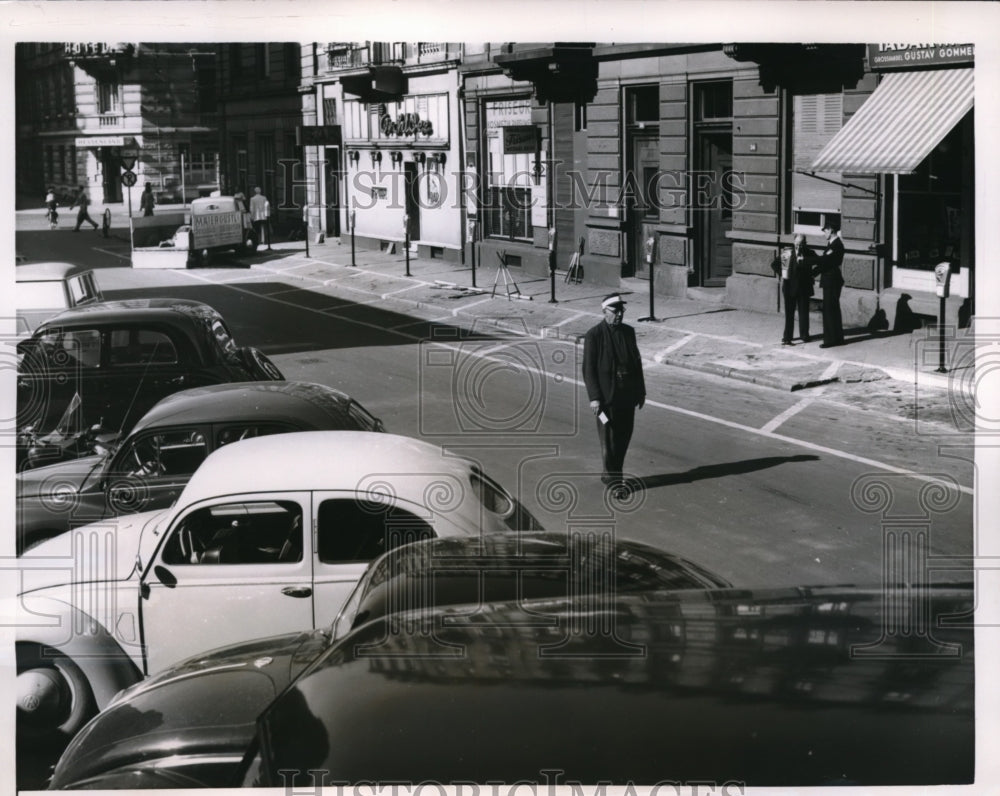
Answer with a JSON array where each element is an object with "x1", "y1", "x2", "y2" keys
[
  {"x1": 695, "y1": 130, "x2": 733, "y2": 287},
  {"x1": 100, "y1": 148, "x2": 122, "y2": 204},
  {"x1": 324, "y1": 146, "x2": 341, "y2": 237},
  {"x1": 404, "y1": 161, "x2": 421, "y2": 243}
]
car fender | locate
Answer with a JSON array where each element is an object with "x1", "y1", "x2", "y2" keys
[{"x1": 16, "y1": 593, "x2": 144, "y2": 708}]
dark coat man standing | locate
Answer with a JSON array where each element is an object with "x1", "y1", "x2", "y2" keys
[
  {"x1": 772, "y1": 233, "x2": 816, "y2": 345},
  {"x1": 583, "y1": 294, "x2": 646, "y2": 490},
  {"x1": 811, "y1": 221, "x2": 846, "y2": 347}
]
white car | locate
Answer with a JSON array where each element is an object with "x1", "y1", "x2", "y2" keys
[
  {"x1": 15, "y1": 261, "x2": 103, "y2": 336},
  {"x1": 16, "y1": 430, "x2": 540, "y2": 747}
]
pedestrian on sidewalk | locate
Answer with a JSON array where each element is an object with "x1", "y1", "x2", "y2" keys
[
  {"x1": 250, "y1": 187, "x2": 272, "y2": 251},
  {"x1": 583, "y1": 294, "x2": 646, "y2": 495},
  {"x1": 771, "y1": 233, "x2": 815, "y2": 345},
  {"x1": 810, "y1": 220, "x2": 846, "y2": 348},
  {"x1": 140, "y1": 182, "x2": 156, "y2": 217},
  {"x1": 44, "y1": 186, "x2": 58, "y2": 229},
  {"x1": 70, "y1": 185, "x2": 99, "y2": 232}
]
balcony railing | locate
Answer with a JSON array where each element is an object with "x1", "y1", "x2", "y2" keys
[
  {"x1": 98, "y1": 114, "x2": 123, "y2": 128},
  {"x1": 326, "y1": 42, "x2": 462, "y2": 71}
]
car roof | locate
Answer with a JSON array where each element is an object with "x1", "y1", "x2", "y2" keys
[
  {"x1": 37, "y1": 298, "x2": 223, "y2": 329},
  {"x1": 260, "y1": 583, "x2": 974, "y2": 786},
  {"x1": 128, "y1": 382, "x2": 364, "y2": 436},
  {"x1": 177, "y1": 431, "x2": 473, "y2": 506},
  {"x1": 16, "y1": 261, "x2": 92, "y2": 282}
]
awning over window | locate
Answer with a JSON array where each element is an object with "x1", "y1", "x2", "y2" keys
[{"x1": 810, "y1": 68, "x2": 973, "y2": 174}]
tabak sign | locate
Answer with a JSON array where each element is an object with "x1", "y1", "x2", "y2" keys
[
  {"x1": 378, "y1": 105, "x2": 434, "y2": 139},
  {"x1": 868, "y1": 43, "x2": 974, "y2": 70}
]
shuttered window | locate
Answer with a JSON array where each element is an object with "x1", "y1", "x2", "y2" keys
[{"x1": 792, "y1": 93, "x2": 843, "y2": 214}]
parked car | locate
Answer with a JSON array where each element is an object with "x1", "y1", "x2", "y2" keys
[
  {"x1": 16, "y1": 298, "x2": 284, "y2": 461},
  {"x1": 15, "y1": 262, "x2": 103, "y2": 337},
  {"x1": 45, "y1": 579, "x2": 973, "y2": 789},
  {"x1": 15, "y1": 381, "x2": 385, "y2": 553},
  {"x1": 42, "y1": 531, "x2": 730, "y2": 790},
  {"x1": 16, "y1": 430, "x2": 541, "y2": 772}
]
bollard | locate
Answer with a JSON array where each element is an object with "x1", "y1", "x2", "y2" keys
[{"x1": 102, "y1": 208, "x2": 111, "y2": 239}]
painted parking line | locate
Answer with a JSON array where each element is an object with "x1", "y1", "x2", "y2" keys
[{"x1": 654, "y1": 334, "x2": 697, "y2": 361}]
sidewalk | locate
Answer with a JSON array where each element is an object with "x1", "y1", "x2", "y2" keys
[{"x1": 245, "y1": 233, "x2": 966, "y2": 430}]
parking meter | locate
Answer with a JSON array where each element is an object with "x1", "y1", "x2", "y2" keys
[
  {"x1": 645, "y1": 236, "x2": 656, "y2": 265},
  {"x1": 934, "y1": 262, "x2": 952, "y2": 298},
  {"x1": 350, "y1": 210, "x2": 356, "y2": 232}
]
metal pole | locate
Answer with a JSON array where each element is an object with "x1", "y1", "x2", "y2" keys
[
  {"x1": 936, "y1": 296, "x2": 947, "y2": 373},
  {"x1": 470, "y1": 221, "x2": 477, "y2": 288},
  {"x1": 638, "y1": 237, "x2": 659, "y2": 323},
  {"x1": 181, "y1": 152, "x2": 186, "y2": 207},
  {"x1": 350, "y1": 210, "x2": 356, "y2": 266},
  {"x1": 404, "y1": 214, "x2": 411, "y2": 277},
  {"x1": 304, "y1": 203, "x2": 310, "y2": 258}
]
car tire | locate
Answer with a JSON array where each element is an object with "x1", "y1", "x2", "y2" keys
[
  {"x1": 240, "y1": 347, "x2": 284, "y2": 381},
  {"x1": 242, "y1": 233, "x2": 258, "y2": 256},
  {"x1": 17, "y1": 643, "x2": 97, "y2": 742}
]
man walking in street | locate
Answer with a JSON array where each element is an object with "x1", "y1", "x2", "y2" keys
[
  {"x1": 70, "y1": 184, "x2": 99, "y2": 232},
  {"x1": 249, "y1": 186, "x2": 272, "y2": 251},
  {"x1": 583, "y1": 294, "x2": 646, "y2": 494}
]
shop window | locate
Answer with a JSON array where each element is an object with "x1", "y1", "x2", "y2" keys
[
  {"x1": 483, "y1": 131, "x2": 533, "y2": 241},
  {"x1": 791, "y1": 92, "x2": 843, "y2": 234},
  {"x1": 896, "y1": 114, "x2": 969, "y2": 271}
]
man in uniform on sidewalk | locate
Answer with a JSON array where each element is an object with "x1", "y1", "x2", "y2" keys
[{"x1": 583, "y1": 294, "x2": 646, "y2": 495}]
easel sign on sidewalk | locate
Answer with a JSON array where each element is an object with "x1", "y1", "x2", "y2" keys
[{"x1": 491, "y1": 249, "x2": 523, "y2": 301}]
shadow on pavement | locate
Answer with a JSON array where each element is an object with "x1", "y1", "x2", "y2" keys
[
  {"x1": 637, "y1": 454, "x2": 820, "y2": 490},
  {"x1": 104, "y1": 282, "x2": 507, "y2": 354}
]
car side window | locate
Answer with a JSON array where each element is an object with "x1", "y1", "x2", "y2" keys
[
  {"x1": 109, "y1": 328, "x2": 178, "y2": 365},
  {"x1": 317, "y1": 498, "x2": 435, "y2": 564},
  {"x1": 38, "y1": 329, "x2": 101, "y2": 369},
  {"x1": 215, "y1": 422, "x2": 298, "y2": 448},
  {"x1": 114, "y1": 429, "x2": 208, "y2": 477},
  {"x1": 161, "y1": 500, "x2": 303, "y2": 565}
]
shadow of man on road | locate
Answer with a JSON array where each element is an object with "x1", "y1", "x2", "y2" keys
[{"x1": 635, "y1": 454, "x2": 820, "y2": 491}]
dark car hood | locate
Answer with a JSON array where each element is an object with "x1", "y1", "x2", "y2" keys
[
  {"x1": 50, "y1": 630, "x2": 329, "y2": 789},
  {"x1": 16, "y1": 454, "x2": 104, "y2": 499}
]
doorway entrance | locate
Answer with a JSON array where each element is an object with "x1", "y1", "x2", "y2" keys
[
  {"x1": 627, "y1": 134, "x2": 660, "y2": 278},
  {"x1": 100, "y1": 148, "x2": 122, "y2": 204},
  {"x1": 695, "y1": 130, "x2": 733, "y2": 287}
]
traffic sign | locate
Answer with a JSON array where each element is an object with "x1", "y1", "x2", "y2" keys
[{"x1": 121, "y1": 171, "x2": 138, "y2": 188}]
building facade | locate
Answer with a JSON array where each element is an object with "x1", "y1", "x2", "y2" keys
[
  {"x1": 15, "y1": 43, "x2": 219, "y2": 208},
  {"x1": 300, "y1": 42, "x2": 465, "y2": 259},
  {"x1": 216, "y1": 43, "x2": 305, "y2": 237}
]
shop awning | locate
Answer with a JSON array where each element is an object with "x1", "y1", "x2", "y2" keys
[{"x1": 810, "y1": 68, "x2": 973, "y2": 174}]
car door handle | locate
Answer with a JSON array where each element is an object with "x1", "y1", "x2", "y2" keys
[{"x1": 281, "y1": 586, "x2": 312, "y2": 598}]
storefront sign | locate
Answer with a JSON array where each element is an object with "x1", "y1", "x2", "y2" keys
[
  {"x1": 868, "y1": 43, "x2": 974, "y2": 70},
  {"x1": 503, "y1": 126, "x2": 538, "y2": 154},
  {"x1": 75, "y1": 136, "x2": 129, "y2": 148},
  {"x1": 379, "y1": 109, "x2": 434, "y2": 138},
  {"x1": 486, "y1": 99, "x2": 532, "y2": 129}
]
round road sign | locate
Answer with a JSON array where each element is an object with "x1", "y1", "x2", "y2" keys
[{"x1": 121, "y1": 171, "x2": 138, "y2": 188}]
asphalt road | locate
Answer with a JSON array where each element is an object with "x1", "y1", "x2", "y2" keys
[{"x1": 20, "y1": 224, "x2": 970, "y2": 590}]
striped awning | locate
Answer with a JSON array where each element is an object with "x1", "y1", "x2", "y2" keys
[{"x1": 810, "y1": 68, "x2": 973, "y2": 174}]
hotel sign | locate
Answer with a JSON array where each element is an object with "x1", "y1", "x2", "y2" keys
[
  {"x1": 75, "y1": 136, "x2": 131, "y2": 148},
  {"x1": 868, "y1": 43, "x2": 974, "y2": 70}
]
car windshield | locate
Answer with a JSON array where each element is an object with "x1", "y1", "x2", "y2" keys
[
  {"x1": 16, "y1": 281, "x2": 67, "y2": 310},
  {"x1": 67, "y1": 273, "x2": 100, "y2": 304}
]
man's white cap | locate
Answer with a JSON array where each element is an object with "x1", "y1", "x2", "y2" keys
[{"x1": 601, "y1": 294, "x2": 627, "y2": 310}]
